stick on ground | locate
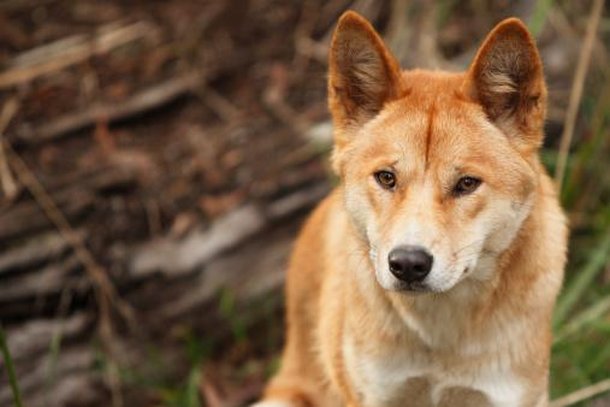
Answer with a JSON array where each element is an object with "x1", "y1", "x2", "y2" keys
[
  {"x1": 0, "y1": 21, "x2": 157, "y2": 89},
  {"x1": 16, "y1": 71, "x2": 203, "y2": 145},
  {"x1": 3, "y1": 132, "x2": 136, "y2": 338},
  {"x1": 0, "y1": 99, "x2": 19, "y2": 201},
  {"x1": 551, "y1": 378, "x2": 610, "y2": 407}
]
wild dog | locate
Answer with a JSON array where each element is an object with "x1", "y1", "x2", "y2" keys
[{"x1": 253, "y1": 11, "x2": 567, "y2": 407}]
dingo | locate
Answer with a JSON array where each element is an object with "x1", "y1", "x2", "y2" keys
[{"x1": 254, "y1": 11, "x2": 567, "y2": 407}]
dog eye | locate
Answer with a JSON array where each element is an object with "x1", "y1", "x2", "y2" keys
[
  {"x1": 374, "y1": 171, "x2": 396, "y2": 189},
  {"x1": 453, "y1": 176, "x2": 481, "y2": 196}
]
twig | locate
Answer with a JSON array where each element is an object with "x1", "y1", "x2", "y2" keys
[
  {"x1": 199, "y1": 374, "x2": 224, "y2": 407},
  {"x1": 0, "y1": 21, "x2": 158, "y2": 89},
  {"x1": 550, "y1": 378, "x2": 610, "y2": 407},
  {"x1": 16, "y1": 71, "x2": 203, "y2": 144},
  {"x1": 263, "y1": 64, "x2": 311, "y2": 137},
  {"x1": 2, "y1": 136, "x2": 136, "y2": 338},
  {"x1": 194, "y1": 84, "x2": 241, "y2": 122},
  {"x1": 0, "y1": 98, "x2": 19, "y2": 201},
  {"x1": 554, "y1": 0, "x2": 604, "y2": 190}
]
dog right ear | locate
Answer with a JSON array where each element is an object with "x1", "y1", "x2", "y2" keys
[
  {"x1": 328, "y1": 11, "x2": 403, "y2": 147},
  {"x1": 465, "y1": 18, "x2": 547, "y2": 149}
]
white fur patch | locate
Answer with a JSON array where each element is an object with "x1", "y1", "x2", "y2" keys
[
  {"x1": 344, "y1": 334, "x2": 423, "y2": 406},
  {"x1": 250, "y1": 401, "x2": 293, "y2": 407},
  {"x1": 470, "y1": 370, "x2": 525, "y2": 406},
  {"x1": 484, "y1": 71, "x2": 517, "y2": 94}
]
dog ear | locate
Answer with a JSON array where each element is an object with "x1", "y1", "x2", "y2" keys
[
  {"x1": 466, "y1": 18, "x2": 547, "y2": 148},
  {"x1": 328, "y1": 11, "x2": 403, "y2": 145}
]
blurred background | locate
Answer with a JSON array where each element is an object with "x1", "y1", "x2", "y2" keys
[{"x1": 0, "y1": 0, "x2": 608, "y2": 406}]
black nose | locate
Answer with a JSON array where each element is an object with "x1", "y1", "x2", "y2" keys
[{"x1": 388, "y1": 246, "x2": 433, "y2": 283}]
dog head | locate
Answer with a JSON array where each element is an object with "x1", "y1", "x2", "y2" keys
[{"x1": 329, "y1": 12, "x2": 546, "y2": 293}]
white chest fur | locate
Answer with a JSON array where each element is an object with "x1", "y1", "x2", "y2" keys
[{"x1": 343, "y1": 334, "x2": 526, "y2": 407}]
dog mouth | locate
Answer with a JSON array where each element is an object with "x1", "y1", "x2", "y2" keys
[
  {"x1": 393, "y1": 281, "x2": 431, "y2": 294},
  {"x1": 389, "y1": 266, "x2": 472, "y2": 294}
]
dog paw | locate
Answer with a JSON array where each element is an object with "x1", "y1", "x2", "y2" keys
[{"x1": 250, "y1": 400, "x2": 293, "y2": 407}]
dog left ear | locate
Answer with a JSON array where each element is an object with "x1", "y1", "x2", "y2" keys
[
  {"x1": 328, "y1": 11, "x2": 403, "y2": 147},
  {"x1": 466, "y1": 18, "x2": 547, "y2": 148}
]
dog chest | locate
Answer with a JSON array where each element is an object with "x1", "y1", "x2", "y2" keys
[{"x1": 343, "y1": 335, "x2": 526, "y2": 407}]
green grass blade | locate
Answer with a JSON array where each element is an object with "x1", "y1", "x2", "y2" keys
[
  {"x1": 554, "y1": 293, "x2": 610, "y2": 345},
  {"x1": 553, "y1": 231, "x2": 610, "y2": 329},
  {"x1": 584, "y1": 333, "x2": 610, "y2": 374},
  {"x1": 0, "y1": 324, "x2": 24, "y2": 407},
  {"x1": 185, "y1": 365, "x2": 202, "y2": 407},
  {"x1": 529, "y1": 0, "x2": 555, "y2": 36}
]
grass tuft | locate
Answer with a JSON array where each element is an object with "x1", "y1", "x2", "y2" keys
[{"x1": 0, "y1": 324, "x2": 23, "y2": 407}]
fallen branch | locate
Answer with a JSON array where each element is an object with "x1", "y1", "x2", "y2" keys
[
  {"x1": 0, "y1": 345, "x2": 94, "y2": 406},
  {"x1": 0, "y1": 99, "x2": 19, "y2": 201},
  {"x1": 16, "y1": 71, "x2": 203, "y2": 145},
  {"x1": 1, "y1": 314, "x2": 89, "y2": 365},
  {"x1": 550, "y1": 378, "x2": 610, "y2": 407},
  {"x1": 0, "y1": 21, "x2": 158, "y2": 89},
  {"x1": 130, "y1": 204, "x2": 266, "y2": 278},
  {"x1": 131, "y1": 180, "x2": 328, "y2": 279},
  {"x1": 0, "y1": 255, "x2": 82, "y2": 303},
  {"x1": 0, "y1": 231, "x2": 74, "y2": 277},
  {"x1": 3, "y1": 138, "x2": 136, "y2": 338},
  {"x1": 0, "y1": 188, "x2": 94, "y2": 241}
]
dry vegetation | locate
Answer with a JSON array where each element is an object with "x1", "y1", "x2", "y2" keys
[{"x1": 0, "y1": 0, "x2": 608, "y2": 406}]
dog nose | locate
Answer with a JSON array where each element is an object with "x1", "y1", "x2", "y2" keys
[{"x1": 388, "y1": 246, "x2": 433, "y2": 283}]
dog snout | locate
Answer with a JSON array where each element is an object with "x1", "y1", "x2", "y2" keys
[{"x1": 388, "y1": 246, "x2": 433, "y2": 283}]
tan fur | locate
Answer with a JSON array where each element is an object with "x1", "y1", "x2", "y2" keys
[{"x1": 255, "y1": 12, "x2": 567, "y2": 407}]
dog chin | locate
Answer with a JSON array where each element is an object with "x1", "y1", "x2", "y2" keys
[
  {"x1": 385, "y1": 275, "x2": 467, "y2": 295},
  {"x1": 379, "y1": 278, "x2": 434, "y2": 294},
  {"x1": 396, "y1": 283, "x2": 432, "y2": 294}
]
